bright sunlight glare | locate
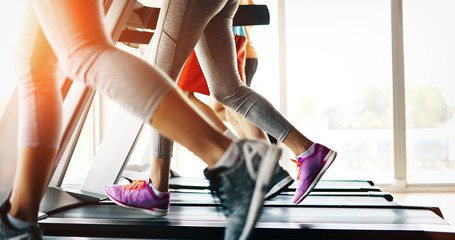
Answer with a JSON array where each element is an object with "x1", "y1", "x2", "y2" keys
[{"x1": 0, "y1": 1, "x2": 26, "y2": 113}]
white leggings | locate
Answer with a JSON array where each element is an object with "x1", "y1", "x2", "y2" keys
[{"x1": 15, "y1": 0, "x2": 175, "y2": 148}]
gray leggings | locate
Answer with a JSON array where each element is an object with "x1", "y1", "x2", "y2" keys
[{"x1": 148, "y1": 0, "x2": 294, "y2": 158}]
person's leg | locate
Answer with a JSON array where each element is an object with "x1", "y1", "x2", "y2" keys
[
  {"x1": 224, "y1": 105, "x2": 268, "y2": 140},
  {"x1": 183, "y1": 91, "x2": 228, "y2": 133},
  {"x1": 7, "y1": 3, "x2": 62, "y2": 228},
  {"x1": 194, "y1": 0, "x2": 337, "y2": 204},
  {"x1": 195, "y1": 11, "x2": 301, "y2": 150},
  {"x1": 148, "y1": 129, "x2": 173, "y2": 192},
  {"x1": 206, "y1": 56, "x2": 293, "y2": 200},
  {"x1": 207, "y1": 54, "x2": 267, "y2": 140},
  {"x1": 245, "y1": 57, "x2": 278, "y2": 144},
  {"x1": 148, "y1": 157, "x2": 171, "y2": 193},
  {"x1": 151, "y1": 90, "x2": 231, "y2": 167}
]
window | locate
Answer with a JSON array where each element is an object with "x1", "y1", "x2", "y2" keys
[
  {"x1": 403, "y1": 0, "x2": 455, "y2": 184},
  {"x1": 284, "y1": 0, "x2": 394, "y2": 183}
]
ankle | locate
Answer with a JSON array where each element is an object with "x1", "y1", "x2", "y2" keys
[
  {"x1": 213, "y1": 141, "x2": 239, "y2": 169},
  {"x1": 206, "y1": 137, "x2": 233, "y2": 169},
  {"x1": 283, "y1": 130, "x2": 313, "y2": 156},
  {"x1": 148, "y1": 180, "x2": 169, "y2": 197},
  {"x1": 148, "y1": 177, "x2": 169, "y2": 193},
  {"x1": 7, "y1": 213, "x2": 38, "y2": 229},
  {"x1": 296, "y1": 143, "x2": 316, "y2": 159},
  {"x1": 8, "y1": 206, "x2": 38, "y2": 224}
]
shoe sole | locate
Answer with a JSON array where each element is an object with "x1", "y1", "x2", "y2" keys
[
  {"x1": 264, "y1": 175, "x2": 294, "y2": 200},
  {"x1": 104, "y1": 190, "x2": 169, "y2": 217},
  {"x1": 295, "y1": 150, "x2": 337, "y2": 204},
  {"x1": 239, "y1": 145, "x2": 282, "y2": 240},
  {"x1": 8, "y1": 233, "x2": 34, "y2": 240}
]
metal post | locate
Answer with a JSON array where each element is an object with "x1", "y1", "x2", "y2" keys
[
  {"x1": 278, "y1": 0, "x2": 287, "y2": 118},
  {"x1": 391, "y1": 0, "x2": 407, "y2": 188}
]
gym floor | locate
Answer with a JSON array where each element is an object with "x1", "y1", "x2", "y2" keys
[{"x1": 391, "y1": 192, "x2": 455, "y2": 225}]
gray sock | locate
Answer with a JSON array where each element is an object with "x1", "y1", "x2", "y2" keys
[
  {"x1": 7, "y1": 214, "x2": 37, "y2": 230},
  {"x1": 148, "y1": 180, "x2": 168, "y2": 197},
  {"x1": 214, "y1": 142, "x2": 239, "y2": 169},
  {"x1": 297, "y1": 143, "x2": 316, "y2": 159}
]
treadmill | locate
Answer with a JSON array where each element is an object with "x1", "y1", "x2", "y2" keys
[{"x1": 39, "y1": 174, "x2": 454, "y2": 239}]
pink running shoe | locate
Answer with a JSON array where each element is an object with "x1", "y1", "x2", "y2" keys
[
  {"x1": 291, "y1": 143, "x2": 337, "y2": 204},
  {"x1": 104, "y1": 179, "x2": 170, "y2": 216}
]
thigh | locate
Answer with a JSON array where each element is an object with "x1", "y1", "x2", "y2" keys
[
  {"x1": 14, "y1": 3, "x2": 58, "y2": 78},
  {"x1": 195, "y1": 0, "x2": 245, "y2": 96},
  {"x1": 147, "y1": 0, "x2": 228, "y2": 80},
  {"x1": 28, "y1": 0, "x2": 108, "y2": 64}
]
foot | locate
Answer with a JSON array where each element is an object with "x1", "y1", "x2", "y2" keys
[
  {"x1": 104, "y1": 179, "x2": 170, "y2": 216},
  {"x1": 0, "y1": 201, "x2": 42, "y2": 240},
  {"x1": 264, "y1": 165, "x2": 294, "y2": 200},
  {"x1": 292, "y1": 143, "x2": 337, "y2": 204},
  {"x1": 204, "y1": 140, "x2": 281, "y2": 240}
]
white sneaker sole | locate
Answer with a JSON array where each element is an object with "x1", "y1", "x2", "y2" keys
[
  {"x1": 104, "y1": 190, "x2": 169, "y2": 217},
  {"x1": 264, "y1": 175, "x2": 294, "y2": 200}
]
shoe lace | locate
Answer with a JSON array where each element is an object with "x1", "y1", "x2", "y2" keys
[
  {"x1": 122, "y1": 179, "x2": 146, "y2": 191},
  {"x1": 290, "y1": 159, "x2": 302, "y2": 180},
  {"x1": 242, "y1": 142, "x2": 262, "y2": 180}
]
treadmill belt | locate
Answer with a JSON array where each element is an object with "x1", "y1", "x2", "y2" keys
[
  {"x1": 168, "y1": 192, "x2": 391, "y2": 205},
  {"x1": 168, "y1": 177, "x2": 380, "y2": 192},
  {"x1": 43, "y1": 203, "x2": 448, "y2": 225},
  {"x1": 40, "y1": 203, "x2": 453, "y2": 239},
  {"x1": 39, "y1": 178, "x2": 454, "y2": 239}
]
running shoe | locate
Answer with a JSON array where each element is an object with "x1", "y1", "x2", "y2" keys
[
  {"x1": 265, "y1": 165, "x2": 294, "y2": 200},
  {"x1": 291, "y1": 143, "x2": 337, "y2": 204},
  {"x1": 104, "y1": 178, "x2": 170, "y2": 216},
  {"x1": 0, "y1": 200, "x2": 43, "y2": 240},
  {"x1": 204, "y1": 139, "x2": 281, "y2": 240}
]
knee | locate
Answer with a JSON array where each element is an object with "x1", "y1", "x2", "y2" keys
[
  {"x1": 14, "y1": 52, "x2": 60, "y2": 92},
  {"x1": 60, "y1": 41, "x2": 114, "y2": 81},
  {"x1": 211, "y1": 84, "x2": 247, "y2": 107},
  {"x1": 208, "y1": 97, "x2": 225, "y2": 113},
  {"x1": 210, "y1": 87, "x2": 230, "y2": 105}
]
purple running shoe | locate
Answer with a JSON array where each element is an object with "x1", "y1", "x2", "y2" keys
[
  {"x1": 292, "y1": 143, "x2": 337, "y2": 204},
  {"x1": 104, "y1": 179, "x2": 170, "y2": 216}
]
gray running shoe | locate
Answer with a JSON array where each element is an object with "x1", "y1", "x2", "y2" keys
[
  {"x1": 264, "y1": 165, "x2": 294, "y2": 200},
  {"x1": 0, "y1": 201, "x2": 42, "y2": 240},
  {"x1": 204, "y1": 140, "x2": 281, "y2": 240}
]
